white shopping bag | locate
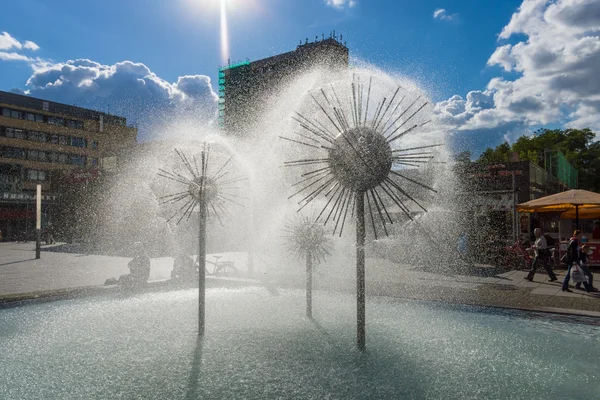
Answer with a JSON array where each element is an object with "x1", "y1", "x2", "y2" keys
[{"x1": 571, "y1": 264, "x2": 586, "y2": 283}]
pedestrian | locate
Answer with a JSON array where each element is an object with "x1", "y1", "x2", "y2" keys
[
  {"x1": 575, "y1": 244, "x2": 598, "y2": 292},
  {"x1": 525, "y1": 228, "x2": 557, "y2": 282},
  {"x1": 562, "y1": 230, "x2": 594, "y2": 292},
  {"x1": 593, "y1": 221, "x2": 600, "y2": 240}
]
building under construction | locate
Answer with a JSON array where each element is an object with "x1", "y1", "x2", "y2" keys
[{"x1": 218, "y1": 33, "x2": 349, "y2": 134}]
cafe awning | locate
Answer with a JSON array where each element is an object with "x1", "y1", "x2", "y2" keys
[
  {"x1": 517, "y1": 189, "x2": 600, "y2": 213},
  {"x1": 517, "y1": 189, "x2": 600, "y2": 228},
  {"x1": 561, "y1": 207, "x2": 600, "y2": 219}
]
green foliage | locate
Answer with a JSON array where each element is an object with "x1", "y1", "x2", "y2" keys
[
  {"x1": 476, "y1": 128, "x2": 600, "y2": 191},
  {"x1": 477, "y1": 142, "x2": 511, "y2": 163}
]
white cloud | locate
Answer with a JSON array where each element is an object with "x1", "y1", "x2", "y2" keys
[
  {"x1": 433, "y1": 8, "x2": 458, "y2": 21},
  {"x1": 21, "y1": 59, "x2": 218, "y2": 141},
  {"x1": 325, "y1": 0, "x2": 356, "y2": 10},
  {"x1": 0, "y1": 32, "x2": 22, "y2": 50},
  {"x1": 23, "y1": 40, "x2": 40, "y2": 51},
  {"x1": 0, "y1": 32, "x2": 41, "y2": 64},
  {"x1": 435, "y1": 0, "x2": 600, "y2": 137},
  {"x1": 0, "y1": 31, "x2": 40, "y2": 51},
  {"x1": 0, "y1": 52, "x2": 33, "y2": 62}
]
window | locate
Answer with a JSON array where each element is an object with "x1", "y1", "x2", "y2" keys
[
  {"x1": 50, "y1": 134, "x2": 59, "y2": 144},
  {"x1": 48, "y1": 116, "x2": 65, "y2": 126},
  {"x1": 38, "y1": 151, "x2": 47, "y2": 162},
  {"x1": 28, "y1": 169, "x2": 47, "y2": 181},
  {"x1": 59, "y1": 135, "x2": 68, "y2": 145},
  {"x1": 42, "y1": 102, "x2": 49, "y2": 111},
  {"x1": 10, "y1": 110, "x2": 22, "y2": 119},
  {"x1": 28, "y1": 131, "x2": 46, "y2": 142},
  {"x1": 71, "y1": 137, "x2": 86, "y2": 148},
  {"x1": 67, "y1": 119, "x2": 83, "y2": 129},
  {"x1": 58, "y1": 153, "x2": 67, "y2": 163},
  {"x1": 35, "y1": 114, "x2": 45, "y2": 123},
  {"x1": 14, "y1": 129, "x2": 25, "y2": 139},
  {"x1": 26, "y1": 113, "x2": 35, "y2": 121},
  {"x1": 49, "y1": 152, "x2": 58, "y2": 163},
  {"x1": 5, "y1": 127, "x2": 14, "y2": 138},
  {"x1": 28, "y1": 150, "x2": 39, "y2": 161},
  {"x1": 4, "y1": 147, "x2": 25, "y2": 159},
  {"x1": 70, "y1": 155, "x2": 86, "y2": 166},
  {"x1": 1, "y1": 108, "x2": 9, "y2": 117},
  {"x1": 91, "y1": 140, "x2": 99, "y2": 150}
]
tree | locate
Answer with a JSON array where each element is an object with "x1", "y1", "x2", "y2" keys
[
  {"x1": 476, "y1": 128, "x2": 600, "y2": 192},
  {"x1": 477, "y1": 142, "x2": 511, "y2": 163}
]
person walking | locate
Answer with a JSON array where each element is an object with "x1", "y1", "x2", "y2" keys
[
  {"x1": 525, "y1": 228, "x2": 557, "y2": 282},
  {"x1": 575, "y1": 244, "x2": 598, "y2": 292},
  {"x1": 562, "y1": 230, "x2": 594, "y2": 292}
]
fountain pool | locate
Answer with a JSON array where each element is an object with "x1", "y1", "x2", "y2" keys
[{"x1": 1, "y1": 287, "x2": 598, "y2": 399}]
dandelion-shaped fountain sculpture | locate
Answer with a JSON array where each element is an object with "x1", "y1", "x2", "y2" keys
[
  {"x1": 284, "y1": 214, "x2": 332, "y2": 318},
  {"x1": 158, "y1": 145, "x2": 244, "y2": 336},
  {"x1": 283, "y1": 76, "x2": 442, "y2": 350}
]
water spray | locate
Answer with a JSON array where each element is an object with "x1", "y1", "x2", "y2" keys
[{"x1": 283, "y1": 75, "x2": 441, "y2": 350}]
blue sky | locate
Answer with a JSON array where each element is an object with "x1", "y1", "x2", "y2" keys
[{"x1": 1, "y1": 0, "x2": 599, "y2": 153}]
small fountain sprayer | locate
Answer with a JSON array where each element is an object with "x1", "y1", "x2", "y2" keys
[{"x1": 284, "y1": 214, "x2": 332, "y2": 319}]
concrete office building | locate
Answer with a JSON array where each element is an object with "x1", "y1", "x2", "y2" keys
[
  {"x1": 218, "y1": 34, "x2": 349, "y2": 134},
  {"x1": 0, "y1": 90, "x2": 137, "y2": 240}
]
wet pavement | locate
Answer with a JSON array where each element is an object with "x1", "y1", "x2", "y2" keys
[{"x1": 1, "y1": 241, "x2": 598, "y2": 316}]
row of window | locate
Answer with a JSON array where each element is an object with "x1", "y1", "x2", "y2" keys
[
  {"x1": 0, "y1": 126, "x2": 98, "y2": 149},
  {"x1": 1, "y1": 107, "x2": 84, "y2": 130},
  {"x1": 1, "y1": 146, "x2": 97, "y2": 167}
]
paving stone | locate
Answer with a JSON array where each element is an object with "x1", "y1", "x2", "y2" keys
[{"x1": 531, "y1": 286, "x2": 561, "y2": 296}]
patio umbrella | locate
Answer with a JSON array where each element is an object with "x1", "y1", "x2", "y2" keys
[
  {"x1": 517, "y1": 189, "x2": 600, "y2": 229},
  {"x1": 561, "y1": 207, "x2": 600, "y2": 219}
]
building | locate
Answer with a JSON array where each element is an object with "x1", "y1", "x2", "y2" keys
[
  {"x1": 0, "y1": 90, "x2": 137, "y2": 241},
  {"x1": 218, "y1": 34, "x2": 349, "y2": 133},
  {"x1": 460, "y1": 156, "x2": 577, "y2": 243}
]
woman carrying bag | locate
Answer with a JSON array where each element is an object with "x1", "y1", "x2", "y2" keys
[
  {"x1": 562, "y1": 230, "x2": 594, "y2": 293},
  {"x1": 575, "y1": 244, "x2": 598, "y2": 292}
]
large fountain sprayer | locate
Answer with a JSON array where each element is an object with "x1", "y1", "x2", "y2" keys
[
  {"x1": 158, "y1": 145, "x2": 244, "y2": 335},
  {"x1": 284, "y1": 214, "x2": 332, "y2": 318},
  {"x1": 283, "y1": 75, "x2": 441, "y2": 350}
]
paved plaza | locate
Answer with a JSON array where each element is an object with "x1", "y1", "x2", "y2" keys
[{"x1": 1, "y1": 242, "x2": 599, "y2": 316}]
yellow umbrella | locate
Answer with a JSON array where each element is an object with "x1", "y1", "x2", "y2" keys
[
  {"x1": 561, "y1": 207, "x2": 600, "y2": 219},
  {"x1": 517, "y1": 189, "x2": 600, "y2": 228}
]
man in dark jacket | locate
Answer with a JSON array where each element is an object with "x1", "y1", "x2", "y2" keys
[{"x1": 525, "y1": 228, "x2": 557, "y2": 281}]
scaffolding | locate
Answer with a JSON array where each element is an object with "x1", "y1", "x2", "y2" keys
[
  {"x1": 544, "y1": 150, "x2": 578, "y2": 189},
  {"x1": 217, "y1": 69, "x2": 226, "y2": 128}
]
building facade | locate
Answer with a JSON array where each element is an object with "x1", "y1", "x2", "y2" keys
[
  {"x1": 218, "y1": 35, "x2": 349, "y2": 134},
  {"x1": 460, "y1": 158, "x2": 577, "y2": 243},
  {"x1": 0, "y1": 90, "x2": 137, "y2": 241}
]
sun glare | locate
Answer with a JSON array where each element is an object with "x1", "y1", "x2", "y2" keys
[{"x1": 183, "y1": 0, "x2": 256, "y2": 65}]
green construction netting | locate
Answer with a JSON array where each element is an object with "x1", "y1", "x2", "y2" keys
[{"x1": 545, "y1": 150, "x2": 578, "y2": 188}]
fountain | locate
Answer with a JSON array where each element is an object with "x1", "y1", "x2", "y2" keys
[
  {"x1": 0, "y1": 67, "x2": 599, "y2": 399},
  {"x1": 284, "y1": 214, "x2": 332, "y2": 318},
  {"x1": 283, "y1": 75, "x2": 441, "y2": 349},
  {"x1": 158, "y1": 145, "x2": 244, "y2": 335}
]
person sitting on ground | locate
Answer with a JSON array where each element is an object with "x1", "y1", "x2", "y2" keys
[
  {"x1": 171, "y1": 254, "x2": 198, "y2": 281},
  {"x1": 118, "y1": 242, "x2": 151, "y2": 288},
  {"x1": 526, "y1": 228, "x2": 557, "y2": 282},
  {"x1": 575, "y1": 244, "x2": 598, "y2": 292}
]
